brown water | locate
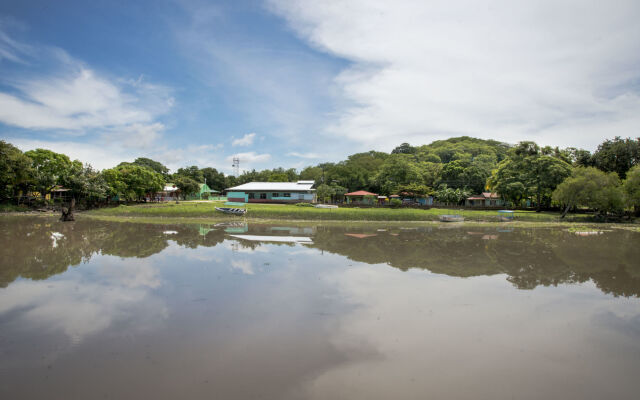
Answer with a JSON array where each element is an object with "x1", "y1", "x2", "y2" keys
[{"x1": 1, "y1": 216, "x2": 639, "y2": 399}]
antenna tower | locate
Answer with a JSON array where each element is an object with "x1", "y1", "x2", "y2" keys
[{"x1": 232, "y1": 157, "x2": 240, "y2": 177}]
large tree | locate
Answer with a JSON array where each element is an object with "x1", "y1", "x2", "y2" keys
[
  {"x1": 373, "y1": 154, "x2": 424, "y2": 195},
  {"x1": 0, "y1": 141, "x2": 33, "y2": 202},
  {"x1": 623, "y1": 165, "x2": 640, "y2": 214},
  {"x1": 175, "y1": 176, "x2": 200, "y2": 200},
  {"x1": 201, "y1": 167, "x2": 226, "y2": 191},
  {"x1": 105, "y1": 164, "x2": 164, "y2": 201},
  {"x1": 591, "y1": 136, "x2": 640, "y2": 179},
  {"x1": 489, "y1": 142, "x2": 572, "y2": 211},
  {"x1": 24, "y1": 148, "x2": 74, "y2": 198},
  {"x1": 553, "y1": 167, "x2": 624, "y2": 217},
  {"x1": 133, "y1": 157, "x2": 170, "y2": 178},
  {"x1": 175, "y1": 165, "x2": 204, "y2": 183}
]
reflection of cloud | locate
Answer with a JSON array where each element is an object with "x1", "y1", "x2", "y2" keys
[
  {"x1": 98, "y1": 258, "x2": 161, "y2": 289},
  {"x1": 593, "y1": 311, "x2": 640, "y2": 339},
  {"x1": 0, "y1": 257, "x2": 167, "y2": 345},
  {"x1": 231, "y1": 259, "x2": 254, "y2": 275}
]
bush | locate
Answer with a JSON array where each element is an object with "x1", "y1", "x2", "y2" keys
[
  {"x1": 295, "y1": 202, "x2": 314, "y2": 207},
  {"x1": 390, "y1": 198, "x2": 402, "y2": 208}
]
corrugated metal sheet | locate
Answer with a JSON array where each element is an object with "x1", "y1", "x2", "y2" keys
[{"x1": 226, "y1": 181, "x2": 315, "y2": 191}]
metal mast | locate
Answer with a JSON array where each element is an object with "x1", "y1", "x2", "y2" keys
[{"x1": 232, "y1": 157, "x2": 240, "y2": 177}]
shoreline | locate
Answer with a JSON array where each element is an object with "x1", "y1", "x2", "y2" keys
[{"x1": 3, "y1": 211, "x2": 639, "y2": 231}]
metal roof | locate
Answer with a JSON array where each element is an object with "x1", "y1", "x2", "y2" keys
[{"x1": 225, "y1": 181, "x2": 315, "y2": 191}]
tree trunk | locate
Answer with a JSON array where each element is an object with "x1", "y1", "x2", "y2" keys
[
  {"x1": 60, "y1": 198, "x2": 75, "y2": 222},
  {"x1": 536, "y1": 190, "x2": 541, "y2": 212},
  {"x1": 560, "y1": 203, "x2": 571, "y2": 219}
]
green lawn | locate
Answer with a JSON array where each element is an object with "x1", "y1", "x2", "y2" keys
[{"x1": 86, "y1": 201, "x2": 590, "y2": 222}]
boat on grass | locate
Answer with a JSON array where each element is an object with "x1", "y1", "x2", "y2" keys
[
  {"x1": 215, "y1": 207, "x2": 246, "y2": 216},
  {"x1": 439, "y1": 214, "x2": 464, "y2": 222}
]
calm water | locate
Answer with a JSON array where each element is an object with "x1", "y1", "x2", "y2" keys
[{"x1": 1, "y1": 217, "x2": 639, "y2": 399}]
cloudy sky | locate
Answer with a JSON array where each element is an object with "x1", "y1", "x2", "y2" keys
[{"x1": 1, "y1": 0, "x2": 639, "y2": 173}]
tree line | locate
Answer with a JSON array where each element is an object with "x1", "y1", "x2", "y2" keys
[{"x1": 1, "y1": 136, "x2": 639, "y2": 215}]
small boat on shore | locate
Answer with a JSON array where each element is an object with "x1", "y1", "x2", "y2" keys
[
  {"x1": 440, "y1": 214, "x2": 464, "y2": 222},
  {"x1": 314, "y1": 204, "x2": 338, "y2": 209},
  {"x1": 215, "y1": 207, "x2": 246, "y2": 216}
]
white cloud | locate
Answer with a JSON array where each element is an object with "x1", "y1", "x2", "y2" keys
[
  {"x1": 269, "y1": 0, "x2": 640, "y2": 151},
  {"x1": 227, "y1": 151, "x2": 271, "y2": 165},
  {"x1": 0, "y1": 67, "x2": 172, "y2": 131},
  {"x1": 232, "y1": 132, "x2": 257, "y2": 146},
  {"x1": 287, "y1": 151, "x2": 320, "y2": 159}
]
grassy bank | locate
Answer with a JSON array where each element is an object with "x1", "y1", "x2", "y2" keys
[{"x1": 85, "y1": 201, "x2": 599, "y2": 223}]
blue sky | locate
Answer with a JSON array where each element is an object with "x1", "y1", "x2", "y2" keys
[{"x1": 1, "y1": 0, "x2": 639, "y2": 172}]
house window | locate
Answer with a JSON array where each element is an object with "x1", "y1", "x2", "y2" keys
[
  {"x1": 248, "y1": 193, "x2": 255, "y2": 199},
  {"x1": 260, "y1": 193, "x2": 267, "y2": 199},
  {"x1": 272, "y1": 193, "x2": 279, "y2": 198},
  {"x1": 283, "y1": 193, "x2": 291, "y2": 198}
]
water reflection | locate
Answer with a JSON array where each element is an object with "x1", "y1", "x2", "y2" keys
[
  {"x1": 2, "y1": 217, "x2": 638, "y2": 297},
  {"x1": 1, "y1": 217, "x2": 640, "y2": 399}
]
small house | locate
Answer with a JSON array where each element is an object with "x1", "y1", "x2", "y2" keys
[
  {"x1": 345, "y1": 191, "x2": 378, "y2": 205},
  {"x1": 186, "y1": 183, "x2": 219, "y2": 200},
  {"x1": 156, "y1": 183, "x2": 179, "y2": 201},
  {"x1": 224, "y1": 181, "x2": 316, "y2": 203},
  {"x1": 398, "y1": 192, "x2": 433, "y2": 206},
  {"x1": 465, "y1": 192, "x2": 505, "y2": 207}
]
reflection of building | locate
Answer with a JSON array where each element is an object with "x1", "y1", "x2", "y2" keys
[
  {"x1": 225, "y1": 181, "x2": 316, "y2": 203},
  {"x1": 465, "y1": 192, "x2": 505, "y2": 207},
  {"x1": 229, "y1": 234, "x2": 313, "y2": 243}
]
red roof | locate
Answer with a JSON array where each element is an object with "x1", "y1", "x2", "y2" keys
[{"x1": 345, "y1": 190, "x2": 378, "y2": 196}]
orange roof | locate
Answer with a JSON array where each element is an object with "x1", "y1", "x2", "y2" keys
[
  {"x1": 344, "y1": 233, "x2": 378, "y2": 239},
  {"x1": 345, "y1": 190, "x2": 378, "y2": 196}
]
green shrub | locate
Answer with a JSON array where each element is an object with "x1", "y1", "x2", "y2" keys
[
  {"x1": 295, "y1": 202, "x2": 314, "y2": 207},
  {"x1": 390, "y1": 198, "x2": 402, "y2": 208}
]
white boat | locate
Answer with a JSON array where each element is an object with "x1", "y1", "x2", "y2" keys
[
  {"x1": 440, "y1": 214, "x2": 464, "y2": 222},
  {"x1": 314, "y1": 204, "x2": 338, "y2": 209},
  {"x1": 215, "y1": 207, "x2": 246, "y2": 215}
]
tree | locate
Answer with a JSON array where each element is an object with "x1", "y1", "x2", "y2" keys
[
  {"x1": 24, "y1": 148, "x2": 74, "y2": 199},
  {"x1": 133, "y1": 157, "x2": 170, "y2": 178},
  {"x1": 488, "y1": 142, "x2": 572, "y2": 211},
  {"x1": 299, "y1": 166, "x2": 323, "y2": 183},
  {"x1": 106, "y1": 164, "x2": 164, "y2": 201},
  {"x1": 391, "y1": 143, "x2": 416, "y2": 154},
  {"x1": 175, "y1": 166, "x2": 204, "y2": 183},
  {"x1": 374, "y1": 154, "x2": 423, "y2": 194},
  {"x1": 591, "y1": 137, "x2": 640, "y2": 179},
  {"x1": 60, "y1": 163, "x2": 109, "y2": 204},
  {"x1": 175, "y1": 176, "x2": 200, "y2": 200},
  {"x1": 553, "y1": 167, "x2": 624, "y2": 217},
  {"x1": 623, "y1": 165, "x2": 640, "y2": 214},
  {"x1": 434, "y1": 184, "x2": 469, "y2": 205},
  {"x1": 201, "y1": 167, "x2": 226, "y2": 191},
  {"x1": 315, "y1": 184, "x2": 334, "y2": 203},
  {"x1": 0, "y1": 141, "x2": 33, "y2": 202}
]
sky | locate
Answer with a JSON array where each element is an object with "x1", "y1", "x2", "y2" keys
[{"x1": 1, "y1": 0, "x2": 639, "y2": 173}]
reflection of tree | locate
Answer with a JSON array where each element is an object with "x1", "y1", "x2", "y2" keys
[
  {"x1": 0, "y1": 218, "x2": 227, "y2": 287},
  {"x1": 308, "y1": 226, "x2": 640, "y2": 297}
]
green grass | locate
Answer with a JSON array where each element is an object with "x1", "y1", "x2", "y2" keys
[
  {"x1": 0, "y1": 204, "x2": 31, "y2": 212},
  {"x1": 85, "y1": 201, "x2": 596, "y2": 223}
]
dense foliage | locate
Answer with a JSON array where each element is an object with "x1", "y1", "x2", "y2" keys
[{"x1": 1, "y1": 135, "x2": 639, "y2": 215}]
